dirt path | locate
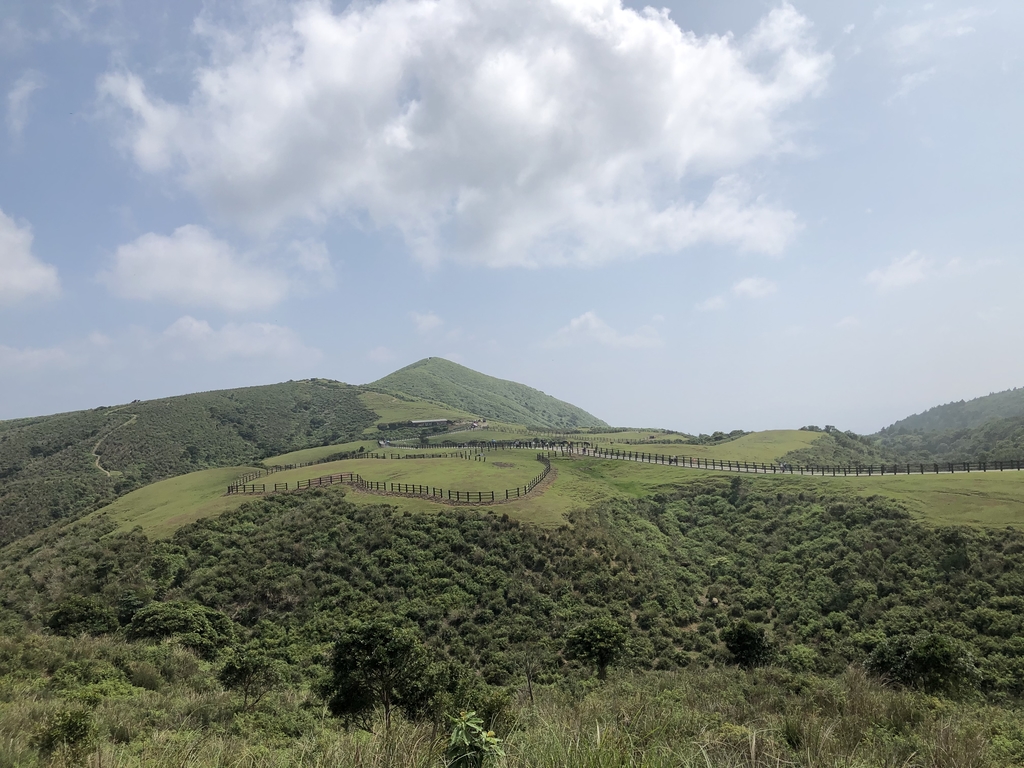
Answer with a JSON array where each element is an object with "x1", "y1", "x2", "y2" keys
[{"x1": 92, "y1": 414, "x2": 137, "y2": 477}]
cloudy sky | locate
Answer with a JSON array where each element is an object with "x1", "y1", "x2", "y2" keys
[{"x1": 1, "y1": 0, "x2": 1022, "y2": 433}]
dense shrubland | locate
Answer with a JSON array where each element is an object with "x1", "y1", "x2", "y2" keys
[
  {"x1": 0, "y1": 380, "x2": 375, "y2": 546},
  {"x1": 2, "y1": 476, "x2": 1024, "y2": 763}
]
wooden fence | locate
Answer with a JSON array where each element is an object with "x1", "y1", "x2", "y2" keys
[{"x1": 227, "y1": 454, "x2": 552, "y2": 504}]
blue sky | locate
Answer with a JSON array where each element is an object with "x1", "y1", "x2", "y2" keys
[{"x1": 1, "y1": 0, "x2": 1022, "y2": 433}]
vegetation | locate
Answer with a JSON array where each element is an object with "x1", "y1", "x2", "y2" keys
[
  {"x1": 7, "y1": 364, "x2": 1024, "y2": 764},
  {"x1": 885, "y1": 386, "x2": 1024, "y2": 433},
  {"x1": 370, "y1": 358, "x2": 608, "y2": 430},
  {"x1": 3, "y1": 475, "x2": 1024, "y2": 762},
  {"x1": 0, "y1": 380, "x2": 376, "y2": 545}
]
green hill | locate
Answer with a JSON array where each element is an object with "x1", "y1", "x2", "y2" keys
[
  {"x1": 869, "y1": 387, "x2": 1024, "y2": 464},
  {"x1": 882, "y1": 387, "x2": 1024, "y2": 434},
  {"x1": 0, "y1": 380, "x2": 375, "y2": 545},
  {"x1": 369, "y1": 357, "x2": 608, "y2": 430}
]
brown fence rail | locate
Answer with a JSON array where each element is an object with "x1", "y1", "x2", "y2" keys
[{"x1": 227, "y1": 455, "x2": 552, "y2": 504}]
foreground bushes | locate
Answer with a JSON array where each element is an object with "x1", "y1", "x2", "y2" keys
[{"x1": 0, "y1": 631, "x2": 1021, "y2": 767}]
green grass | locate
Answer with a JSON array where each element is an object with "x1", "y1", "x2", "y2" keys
[
  {"x1": 262, "y1": 440, "x2": 379, "y2": 466},
  {"x1": 358, "y1": 391, "x2": 472, "y2": 426},
  {"x1": 82, "y1": 447, "x2": 1024, "y2": 540},
  {"x1": 261, "y1": 454, "x2": 544, "y2": 494},
  {"x1": 427, "y1": 428, "x2": 821, "y2": 464},
  {"x1": 89, "y1": 466, "x2": 258, "y2": 538},
  {"x1": 371, "y1": 357, "x2": 608, "y2": 429}
]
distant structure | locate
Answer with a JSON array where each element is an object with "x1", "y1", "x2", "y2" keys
[{"x1": 410, "y1": 419, "x2": 452, "y2": 427}]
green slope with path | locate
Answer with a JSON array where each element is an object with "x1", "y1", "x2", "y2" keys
[{"x1": 370, "y1": 357, "x2": 608, "y2": 429}]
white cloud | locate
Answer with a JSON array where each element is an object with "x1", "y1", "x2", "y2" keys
[
  {"x1": 289, "y1": 238, "x2": 333, "y2": 276},
  {"x1": 867, "y1": 251, "x2": 931, "y2": 292},
  {"x1": 546, "y1": 311, "x2": 660, "y2": 349},
  {"x1": 161, "y1": 315, "x2": 319, "y2": 361},
  {"x1": 102, "y1": 225, "x2": 287, "y2": 311},
  {"x1": 733, "y1": 277, "x2": 778, "y2": 298},
  {"x1": 890, "y1": 67, "x2": 936, "y2": 101},
  {"x1": 695, "y1": 295, "x2": 726, "y2": 312},
  {"x1": 890, "y1": 9, "x2": 979, "y2": 60},
  {"x1": 411, "y1": 311, "x2": 443, "y2": 334},
  {"x1": 101, "y1": 1, "x2": 830, "y2": 267},
  {"x1": 6, "y1": 70, "x2": 44, "y2": 139},
  {"x1": 369, "y1": 346, "x2": 395, "y2": 363},
  {"x1": 0, "y1": 343, "x2": 74, "y2": 373},
  {"x1": 0, "y1": 208, "x2": 60, "y2": 304},
  {"x1": 836, "y1": 315, "x2": 861, "y2": 329}
]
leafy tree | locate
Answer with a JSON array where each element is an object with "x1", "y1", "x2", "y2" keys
[
  {"x1": 218, "y1": 646, "x2": 284, "y2": 711},
  {"x1": 319, "y1": 616, "x2": 436, "y2": 731},
  {"x1": 565, "y1": 615, "x2": 627, "y2": 680},
  {"x1": 868, "y1": 633, "x2": 978, "y2": 695},
  {"x1": 126, "y1": 600, "x2": 235, "y2": 658},
  {"x1": 722, "y1": 620, "x2": 773, "y2": 668},
  {"x1": 47, "y1": 596, "x2": 118, "y2": 637}
]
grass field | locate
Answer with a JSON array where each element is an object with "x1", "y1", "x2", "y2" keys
[
  {"x1": 86, "y1": 447, "x2": 1024, "y2": 539},
  {"x1": 426, "y1": 428, "x2": 821, "y2": 463},
  {"x1": 90, "y1": 466, "x2": 257, "y2": 538},
  {"x1": 262, "y1": 440, "x2": 379, "y2": 466},
  {"x1": 358, "y1": 390, "x2": 472, "y2": 430},
  {"x1": 259, "y1": 453, "x2": 544, "y2": 493}
]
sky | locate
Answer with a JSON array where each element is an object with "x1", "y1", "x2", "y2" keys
[{"x1": 1, "y1": 0, "x2": 1022, "y2": 434}]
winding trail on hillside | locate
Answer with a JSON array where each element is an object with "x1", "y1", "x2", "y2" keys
[{"x1": 92, "y1": 414, "x2": 137, "y2": 477}]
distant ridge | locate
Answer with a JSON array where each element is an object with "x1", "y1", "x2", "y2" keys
[
  {"x1": 881, "y1": 387, "x2": 1024, "y2": 435},
  {"x1": 368, "y1": 357, "x2": 608, "y2": 430}
]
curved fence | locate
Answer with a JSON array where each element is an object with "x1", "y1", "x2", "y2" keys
[{"x1": 227, "y1": 454, "x2": 552, "y2": 504}]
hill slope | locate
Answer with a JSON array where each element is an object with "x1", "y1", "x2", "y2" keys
[
  {"x1": 0, "y1": 380, "x2": 375, "y2": 545},
  {"x1": 882, "y1": 387, "x2": 1024, "y2": 434},
  {"x1": 369, "y1": 358, "x2": 608, "y2": 429}
]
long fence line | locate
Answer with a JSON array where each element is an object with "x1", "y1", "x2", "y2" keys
[
  {"x1": 387, "y1": 441, "x2": 1024, "y2": 478},
  {"x1": 573, "y1": 445, "x2": 1024, "y2": 477},
  {"x1": 232, "y1": 450, "x2": 501, "y2": 487},
  {"x1": 227, "y1": 454, "x2": 552, "y2": 504}
]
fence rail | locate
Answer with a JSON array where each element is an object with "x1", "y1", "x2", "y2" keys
[{"x1": 227, "y1": 454, "x2": 552, "y2": 504}]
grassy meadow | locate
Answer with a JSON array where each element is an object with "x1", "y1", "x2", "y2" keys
[
  {"x1": 358, "y1": 391, "x2": 472, "y2": 428},
  {"x1": 81, "y1": 446, "x2": 1024, "y2": 540},
  {"x1": 89, "y1": 466, "x2": 258, "y2": 538}
]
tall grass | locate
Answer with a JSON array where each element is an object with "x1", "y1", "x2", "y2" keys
[{"x1": 2, "y1": 637, "x2": 1019, "y2": 768}]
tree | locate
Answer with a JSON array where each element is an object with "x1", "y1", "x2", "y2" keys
[
  {"x1": 868, "y1": 633, "x2": 978, "y2": 695},
  {"x1": 47, "y1": 596, "x2": 118, "y2": 637},
  {"x1": 126, "y1": 600, "x2": 235, "y2": 658},
  {"x1": 722, "y1": 620, "x2": 773, "y2": 668},
  {"x1": 219, "y1": 646, "x2": 284, "y2": 711},
  {"x1": 565, "y1": 615, "x2": 627, "y2": 680},
  {"x1": 318, "y1": 616, "x2": 436, "y2": 731}
]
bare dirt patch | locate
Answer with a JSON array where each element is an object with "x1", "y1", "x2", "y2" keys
[{"x1": 492, "y1": 462, "x2": 515, "y2": 468}]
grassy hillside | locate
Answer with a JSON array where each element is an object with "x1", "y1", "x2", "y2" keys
[
  {"x1": 0, "y1": 380, "x2": 375, "y2": 546},
  {"x1": 370, "y1": 358, "x2": 608, "y2": 430},
  {"x1": 4, "y1": 477, "x2": 1024, "y2": 767},
  {"x1": 884, "y1": 386, "x2": 1024, "y2": 434}
]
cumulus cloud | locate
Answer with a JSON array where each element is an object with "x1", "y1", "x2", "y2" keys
[
  {"x1": 160, "y1": 315, "x2": 319, "y2": 361},
  {"x1": 695, "y1": 295, "x2": 726, "y2": 312},
  {"x1": 0, "y1": 343, "x2": 73, "y2": 372},
  {"x1": 889, "y1": 9, "x2": 979, "y2": 60},
  {"x1": 867, "y1": 251, "x2": 930, "y2": 292},
  {"x1": 369, "y1": 346, "x2": 396, "y2": 363},
  {"x1": 733, "y1": 277, "x2": 778, "y2": 298},
  {"x1": 546, "y1": 311, "x2": 660, "y2": 349},
  {"x1": 411, "y1": 311, "x2": 443, "y2": 334},
  {"x1": 7, "y1": 70, "x2": 44, "y2": 139},
  {"x1": 890, "y1": 67, "x2": 936, "y2": 101},
  {"x1": 102, "y1": 225, "x2": 288, "y2": 311},
  {"x1": 100, "y1": 0, "x2": 830, "y2": 267},
  {"x1": 0, "y1": 208, "x2": 60, "y2": 304}
]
